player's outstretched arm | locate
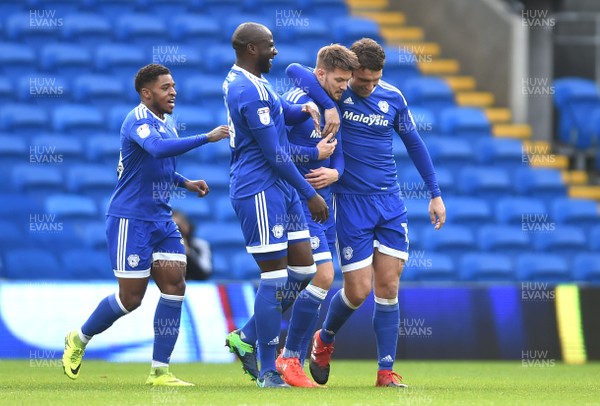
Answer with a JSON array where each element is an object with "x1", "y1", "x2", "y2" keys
[
  {"x1": 286, "y1": 63, "x2": 340, "y2": 137},
  {"x1": 204, "y1": 125, "x2": 230, "y2": 143},
  {"x1": 429, "y1": 196, "x2": 446, "y2": 230}
]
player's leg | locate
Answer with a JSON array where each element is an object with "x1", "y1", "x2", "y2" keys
[
  {"x1": 145, "y1": 221, "x2": 193, "y2": 386},
  {"x1": 310, "y1": 194, "x2": 376, "y2": 384},
  {"x1": 63, "y1": 216, "x2": 151, "y2": 380},
  {"x1": 372, "y1": 194, "x2": 409, "y2": 388}
]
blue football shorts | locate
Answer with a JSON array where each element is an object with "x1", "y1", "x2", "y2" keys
[
  {"x1": 231, "y1": 179, "x2": 310, "y2": 256},
  {"x1": 334, "y1": 192, "x2": 409, "y2": 273},
  {"x1": 301, "y1": 193, "x2": 336, "y2": 265},
  {"x1": 106, "y1": 216, "x2": 186, "y2": 278}
]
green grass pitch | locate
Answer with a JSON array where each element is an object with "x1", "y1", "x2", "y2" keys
[{"x1": 1, "y1": 360, "x2": 599, "y2": 405}]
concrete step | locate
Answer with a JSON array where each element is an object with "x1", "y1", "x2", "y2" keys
[
  {"x1": 562, "y1": 170, "x2": 589, "y2": 185},
  {"x1": 380, "y1": 26, "x2": 424, "y2": 42},
  {"x1": 353, "y1": 11, "x2": 406, "y2": 25},
  {"x1": 569, "y1": 185, "x2": 600, "y2": 200},
  {"x1": 348, "y1": 0, "x2": 388, "y2": 11},
  {"x1": 443, "y1": 76, "x2": 477, "y2": 91},
  {"x1": 484, "y1": 107, "x2": 512, "y2": 123},
  {"x1": 492, "y1": 124, "x2": 532, "y2": 139},
  {"x1": 418, "y1": 58, "x2": 460, "y2": 75},
  {"x1": 455, "y1": 91, "x2": 495, "y2": 107}
]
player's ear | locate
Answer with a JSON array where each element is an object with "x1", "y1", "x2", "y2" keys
[
  {"x1": 247, "y1": 42, "x2": 257, "y2": 55},
  {"x1": 140, "y1": 87, "x2": 151, "y2": 100}
]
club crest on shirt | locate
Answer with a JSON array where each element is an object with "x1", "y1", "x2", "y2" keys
[
  {"x1": 378, "y1": 100, "x2": 389, "y2": 113},
  {"x1": 342, "y1": 246, "x2": 353, "y2": 261},
  {"x1": 127, "y1": 254, "x2": 140, "y2": 268},
  {"x1": 257, "y1": 107, "x2": 271, "y2": 125},
  {"x1": 272, "y1": 224, "x2": 284, "y2": 239},
  {"x1": 310, "y1": 236, "x2": 320, "y2": 250},
  {"x1": 136, "y1": 123, "x2": 150, "y2": 138}
]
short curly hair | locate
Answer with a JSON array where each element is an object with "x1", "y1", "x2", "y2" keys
[
  {"x1": 350, "y1": 38, "x2": 386, "y2": 71},
  {"x1": 134, "y1": 64, "x2": 171, "y2": 94}
]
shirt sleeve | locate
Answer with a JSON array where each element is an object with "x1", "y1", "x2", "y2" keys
[
  {"x1": 129, "y1": 119, "x2": 208, "y2": 159},
  {"x1": 329, "y1": 106, "x2": 345, "y2": 176},
  {"x1": 285, "y1": 63, "x2": 336, "y2": 110}
]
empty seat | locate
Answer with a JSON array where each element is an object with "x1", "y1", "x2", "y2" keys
[
  {"x1": 513, "y1": 167, "x2": 566, "y2": 199},
  {"x1": 170, "y1": 14, "x2": 220, "y2": 47},
  {"x1": 11, "y1": 165, "x2": 64, "y2": 194},
  {"x1": 0, "y1": 220, "x2": 25, "y2": 252},
  {"x1": 108, "y1": 104, "x2": 134, "y2": 132},
  {"x1": 0, "y1": 136, "x2": 27, "y2": 180},
  {"x1": 169, "y1": 197, "x2": 212, "y2": 224},
  {"x1": 40, "y1": 43, "x2": 92, "y2": 76},
  {"x1": 495, "y1": 197, "x2": 547, "y2": 225},
  {"x1": 230, "y1": 250, "x2": 260, "y2": 280},
  {"x1": 152, "y1": 45, "x2": 203, "y2": 78},
  {"x1": 460, "y1": 252, "x2": 514, "y2": 282},
  {"x1": 67, "y1": 164, "x2": 116, "y2": 199},
  {"x1": 171, "y1": 107, "x2": 218, "y2": 134},
  {"x1": 179, "y1": 164, "x2": 230, "y2": 192},
  {"x1": 183, "y1": 74, "x2": 227, "y2": 106},
  {"x1": 45, "y1": 194, "x2": 97, "y2": 220},
  {"x1": 406, "y1": 106, "x2": 437, "y2": 137},
  {"x1": 31, "y1": 134, "x2": 85, "y2": 162},
  {"x1": 572, "y1": 253, "x2": 600, "y2": 283},
  {"x1": 444, "y1": 197, "x2": 492, "y2": 226},
  {"x1": 80, "y1": 221, "x2": 108, "y2": 249},
  {"x1": 382, "y1": 47, "x2": 421, "y2": 90},
  {"x1": 61, "y1": 13, "x2": 113, "y2": 46},
  {"x1": 475, "y1": 138, "x2": 525, "y2": 169},
  {"x1": 478, "y1": 225, "x2": 531, "y2": 254},
  {"x1": 402, "y1": 196, "x2": 431, "y2": 228},
  {"x1": 0, "y1": 77, "x2": 13, "y2": 101},
  {"x1": 61, "y1": 249, "x2": 113, "y2": 279},
  {"x1": 95, "y1": 44, "x2": 147, "y2": 80},
  {"x1": 439, "y1": 107, "x2": 491, "y2": 140},
  {"x1": 115, "y1": 14, "x2": 168, "y2": 46},
  {"x1": 404, "y1": 252, "x2": 456, "y2": 281},
  {"x1": 5, "y1": 13, "x2": 62, "y2": 48},
  {"x1": 332, "y1": 16, "x2": 382, "y2": 46},
  {"x1": 421, "y1": 225, "x2": 476, "y2": 260},
  {"x1": 516, "y1": 253, "x2": 570, "y2": 282},
  {"x1": 403, "y1": 77, "x2": 455, "y2": 117},
  {"x1": 269, "y1": 45, "x2": 312, "y2": 80},
  {"x1": 0, "y1": 104, "x2": 48, "y2": 134},
  {"x1": 86, "y1": 135, "x2": 121, "y2": 164},
  {"x1": 73, "y1": 74, "x2": 126, "y2": 107},
  {"x1": 305, "y1": 0, "x2": 349, "y2": 16},
  {"x1": 532, "y1": 225, "x2": 586, "y2": 256},
  {"x1": 82, "y1": 0, "x2": 137, "y2": 18},
  {"x1": 197, "y1": 222, "x2": 246, "y2": 259},
  {"x1": 426, "y1": 136, "x2": 474, "y2": 170},
  {"x1": 588, "y1": 225, "x2": 600, "y2": 251},
  {"x1": 204, "y1": 44, "x2": 236, "y2": 73},
  {"x1": 283, "y1": 16, "x2": 329, "y2": 53},
  {"x1": 213, "y1": 195, "x2": 237, "y2": 222},
  {"x1": 458, "y1": 166, "x2": 512, "y2": 200},
  {"x1": 18, "y1": 74, "x2": 70, "y2": 106},
  {"x1": 138, "y1": 0, "x2": 189, "y2": 14},
  {"x1": 3, "y1": 249, "x2": 60, "y2": 279},
  {"x1": 52, "y1": 104, "x2": 104, "y2": 133},
  {"x1": 551, "y1": 197, "x2": 600, "y2": 230},
  {"x1": 195, "y1": 0, "x2": 244, "y2": 18}
]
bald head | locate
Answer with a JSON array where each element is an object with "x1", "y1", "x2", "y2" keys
[{"x1": 232, "y1": 22, "x2": 272, "y2": 57}]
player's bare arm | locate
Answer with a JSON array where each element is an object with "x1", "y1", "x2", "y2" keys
[
  {"x1": 306, "y1": 193, "x2": 329, "y2": 223},
  {"x1": 184, "y1": 180, "x2": 210, "y2": 198},
  {"x1": 301, "y1": 101, "x2": 321, "y2": 135},
  {"x1": 322, "y1": 107, "x2": 340, "y2": 137},
  {"x1": 205, "y1": 125, "x2": 229, "y2": 142},
  {"x1": 429, "y1": 196, "x2": 446, "y2": 230},
  {"x1": 305, "y1": 167, "x2": 339, "y2": 190}
]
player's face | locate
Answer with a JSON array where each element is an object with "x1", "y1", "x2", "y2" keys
[
  {"x1": 349, "y1": 68, "x2": 382, "y2": 98},
  {"x1": 146, "y1": 74, "x2": 177, "y2": 117},
  {"x1": 317, "y1": 67, "x2": 352, "y2": 101},
  {"x1": 255, "y1": 34, "x2": 278, "y2": 74}
]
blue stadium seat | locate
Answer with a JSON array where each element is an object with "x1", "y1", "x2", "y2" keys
[
  {"x1": 73, "y1": 74, "x2": 126, "y2": 108},
  {"x1": 82, "y1": 0, "x2": 137, "y2": 19},
  {"x1": 31, "y1": 0, "x2": 81, "y2": 15},
  {"x1": 572, "y1": 253, "x2": 600, "y2": 283},
  {"x1": 213, "y1": 195, "x2": 237, "y2": 222},
  {"x1": 0, "y1": 104, "x2": 48, "y2": 134},
  {"x1": 516, "y1": 253, "x2": 570, "y2": 282},
  {"x1": 475, "y1": 138, "x2": 525, "y2": 169},
  {"x1": 204, "y1": 44, "x2": 237, "y2": 74},
  {"x1": 426, "y1": 136, "x2": 474, "y2": 171},
  {"x1": 174, "y1": 106, "x2": 219, "y2": 135},
  {"x1": 439, "y1": 107, "x2": 491, "y2": 141},
  {"x1": 305, "y1": 0, "x2": 349, "y2": 16},
  {"x1": 195, "y1": 134, "x2": 231, "y2": 164},
  {"x1": 197, "y1": 222, "x2": 245, "y2": 259},
  {"x1": 115, "y1": 14, "x2": 167, "y2": 47},
  {"x1": 421, "y1": 225, "x2": 476, "y2": 261},
  {"x1": 52, "y1": 104, "x2": 104, "y2": 134},
  {"x1": 193, "y1": 0, "x2": 244, "y2": 18},
  {"x1": 588, "y1": 225, "x2": 600, "y2": 251},
  {"x1": 45, "y1": 194, "x2": 97, "y2": 220},
  {"x1": 86, "y1": 134, "x2": 121, "y2": 164},
  {"x1": 494, "y1": 197, "x2": 547, "y2": 225},
  {"x1": 478, "y1": 225, "x2": 531, "y2": 254},
  {"x1": 459, "y1": 252, "x2": 514, "y2": 282},
  {"x1": 553, "y1": 77, "x2": 600, "y2": 149},
  {"x1": 17, "y1": 74, "x2": 70, "y2": 106},
  {"x1": 170, "y1": 197, "x2": 212, "y2": 224},
  {"x1": 0, "y1": 77, "x2": 12, "y2": 101},
  {"x1": 406, "y1": 106, "x2": 437, "y2": 137},
  {"x1": 0, "y1": 193, "x2": 44, "y2": 218},
  {"x1": 30, "y1": 135, "x2": 85, "y2": 164},
  {"x1": 107, "y1": 104, "x2": 134, "y2": 132},
  {"x1": 5, "y1": 13, "x2": 62, "y2": 49},
  {"x1": 61, "y1": 13, "x2": 113, "y2": 47},
  {"x1": 513, "y1": 167, "x2": 566, "y2": 199},
  {"x1": 404, "y1": 252, "x2": 455, "y2": 282},
  {"x1": 138, "y1": 0, "x2": 189, "y2": 14},
  {"x1": 532, "y1": 225, "x2": 586, "y2": 256},
  {"x1": 11, "y1": 165, "x2": 64, "y2": 195},
  {"x1": 210, "y1": 252, "x2": 229, "y2": 278},
  {"x1": 282, "y1": 16, "x2": 329, "y2": 53},
  {"x1": 0, "y1": 220, "x2": 25, "y2": 252},
  {"x1": 0, "y1": 0, "x2": 26, "y2": 15},
  {"x1": 179, "y1": 164, "x2": 230, "y2": 193},
  {"x1": 332, "y1": 16, "x2": 382, "y2": 46},
  {"x1": 0, "y1": 42, "x2": 36, "y2": 79},
  {"x1": 40, "y1": 43, "x2": 93, "y2": 76},
  {"x1": 403, "y1": 77, "x2": 455, "y2": 118},
  {"x1": 95, "y1": 44, "x2": 147, "y2": 80},
  {"x1": 2, "y1": 249, "x2": 60, "y2": 279},
  {"x1": 402, "y1": 197, "x2": 432, "y2": 229},
  {"x1": 270, "y1": 45, "x2": 312, "y2": 84},
  {"x1": 183, "y1": 74, "x2": 227, "y2": 107},
  {"x1": 170, "y1": 14, "x2": 220, "y2": 47},
  {"x1": 223, "y1": 14, "x2": 272, "y2": 43},
  {"x1": 551, "y1": 197, "x2": 600, "y2": 231},
  {"x1": 154, "y1": 45, "x2": 204, "y2": 78},
  {"x1": 444, "y1": 197, "x2": 492, "y2": 227},
  {"x1": 66, "y1": 164, "x2": 116, "y2": 199},
  {"x1": 0, "y1": 136, "x2": 27, "y2": 183},
  {"x1": 382, "y1": 47, "x2": 421, "y2": 90},
  {"x1": 400, "y1": 165, "x2": 455, "y2": 198},
  {"x1": 61, "y1": 249, "x2": 113, "y2": 279},
  {"x1": 230, "y1": 250, "x2": 260, "y2": 280},
  {"x1": 80, "y1": 221, "x2": 108, "y2": 249},
  {"x1": 458, "y1": 166, "x2": 512, "y2": 201}
]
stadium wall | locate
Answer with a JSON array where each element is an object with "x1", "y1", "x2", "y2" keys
[{"x1": 1, "y1": 282, "x2": 598, "y2": 363}]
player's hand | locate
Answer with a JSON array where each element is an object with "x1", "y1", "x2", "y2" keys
[
  {"x1": 307, "y1": 193, "x2": 329, "y2": 223},
  {"x1": 316, "y1": 133, "x2": 336, "y2": 160},
  {"x1": 184, "y1": 180, "x2": 210, "y2": 197},
  {"x1": 322, "y1": 107, "x2": 340, "y2": 137},
  {"x1": 205, "y1": 125, "x2": 229, "y2": 142},
  {"x1": 306, "y1": 167, "x2": 339, "y2": 190},
  {"x1": 429, "y1": 196, "x2": 446, "y2": 230},
  {"x1": 301, "y1": 102, "x2": 321, "y2": 135}
]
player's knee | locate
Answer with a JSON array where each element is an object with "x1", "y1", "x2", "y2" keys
[
  {"x1": 161, "y1": 279, "x2": 186, "y2": 296},
  {"x1": 344, "y1": 282, "x2": 371, "y2": 307},
  {"x1": 119, "y1": 293, "x2": 144, "y2": 312}
]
